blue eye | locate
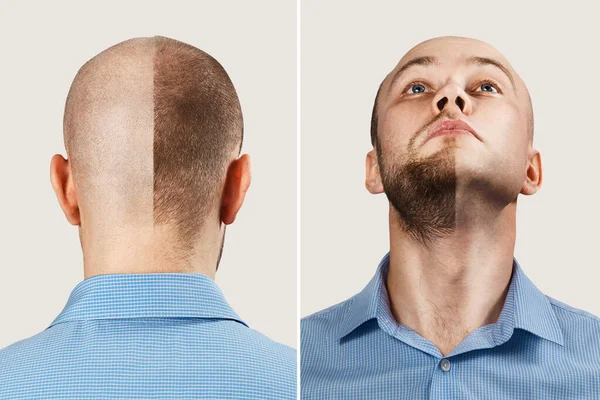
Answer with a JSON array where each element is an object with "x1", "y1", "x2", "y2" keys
[
  {"x1": 477, "y1": 82, "x2": 498, "y2": 93},
  {"x1": 408, "y1": 83, "x2": 427, "y2": 94}
]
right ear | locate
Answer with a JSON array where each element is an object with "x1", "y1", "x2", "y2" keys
[
  {"x1": 365, "y1": 148, "x2": 385, "y2": 194},
  {"x1": 50, "y1": 154, "x2": 80, "y2": 225},
  {"x1": 220, "y1": 154, "x2": 252, "y2": 225}
]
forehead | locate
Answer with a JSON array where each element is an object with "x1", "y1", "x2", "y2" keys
[
  {"x1": 383, "y1": 37, "x2": 517, "y2": 88},
  {"x1": 405, "y1": 37, "x2": 508, "y2": 64}
]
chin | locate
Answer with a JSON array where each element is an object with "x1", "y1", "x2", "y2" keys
[
  {"x1": 417, "y1": 143, "x2": 456, "y2": 161},
  {"x1": 455, "y1": 155, "x2": 486, "y2": 173}
]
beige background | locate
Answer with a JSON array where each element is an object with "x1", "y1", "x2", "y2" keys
[
  {"x1": 0, "y1": 0, "x2": 296, "y2": 349},
  {"x1": 301, "y1": 0, "x2": 600, "y2": 317}
]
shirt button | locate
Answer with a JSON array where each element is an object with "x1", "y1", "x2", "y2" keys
[{"x1": 440, "y1": 358, "x2": 451, "y2": 372}]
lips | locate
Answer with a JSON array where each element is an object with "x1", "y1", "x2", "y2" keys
[{"x1": 425, "y1": 119, "x2": 479, "y2": 142}]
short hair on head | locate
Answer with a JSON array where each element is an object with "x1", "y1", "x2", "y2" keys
[
  {"x1": 370, "y1": 81, "x2": 384, "y2": 147},
  {"x1": 153, "y1": 36, "x2": 243, "y2": 253}
]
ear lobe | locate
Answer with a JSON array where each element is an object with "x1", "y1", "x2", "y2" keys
[
  {"x1": 220, "y1": 154, "x2": 251, "y2": 225},
  {"x1": 50, "y1": 154, "x2": 80, "y2": 225},
  {"x1": 520, "y1": 150, "x2": 542, "y2": 195},
  {"x1": 365, "y1": 149, "x2": 385, "y2": 194}
]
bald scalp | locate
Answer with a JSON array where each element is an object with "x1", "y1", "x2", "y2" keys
[
  {"x1": 63, "y1": 36, "x2": 243, "y2": 255},
  {"x1": 63, "y1": 38, "x2": 154, "y2": 227},
  {"x1": 370, "y1": 37, "x2": 534, "y2": 147}
]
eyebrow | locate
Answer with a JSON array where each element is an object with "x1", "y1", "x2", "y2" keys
[
  {"x1": 466, "y1": 56, "x2": 515, "y2": 89},
  {"x1": 387, "y1": 55, "x2": 516, "y2": 95},
  {"x1": 387, "y1": 56, "x2": 438, "y2": 95}
]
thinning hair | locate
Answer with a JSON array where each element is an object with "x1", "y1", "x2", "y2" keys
[{"x1": 153, "y1": 36, "x2": 243, "y2": 252}]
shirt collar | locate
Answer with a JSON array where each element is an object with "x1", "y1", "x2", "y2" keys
[
  {"x1": 46, "y1": 272, "x2": 247, "y2": 330},
  {"x1": 336, "y1": 252, "x2": 564, "y2": 347}
]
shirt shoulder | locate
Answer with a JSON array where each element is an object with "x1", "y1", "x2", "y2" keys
[
  {"x1": 0, "y1": 327, "x2": 47, "y2": 359},
  {"x1": 301, "y1": 294, "x2": 359, "y2": 348},
  {"x1": 546, "y1": 295, "x2": 600, "y2": 353},
  {"x1": 242, "y1": 324, "x2": 297, "y2": 366},
  {"x1": 0, "y1": 319, "x2": 296, "y2": 400},
  {"x1": 547, "y1": 295, "x2": 600, "y2": 324}
]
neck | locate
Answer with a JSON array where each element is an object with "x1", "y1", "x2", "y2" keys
[
  {"x1": 79, "y1": 219, "x2": 223, "y2": 280},
  {"x1": 386, "y1": 198, "x2": 517, "y2": 356}
]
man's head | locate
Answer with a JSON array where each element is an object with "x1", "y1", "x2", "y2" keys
[
  {"x1": 365, "y1": 36, "x2": 541, "y2": 245},
  {"x1": 50, "y1": 36, "x2": 250, "y2": 275}
]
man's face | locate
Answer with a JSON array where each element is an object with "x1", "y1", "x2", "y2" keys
[{"x1": 370, "y1": 37, "x2": 537, "y2": 242}]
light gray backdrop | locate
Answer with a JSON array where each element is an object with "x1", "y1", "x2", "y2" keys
[
  {"x1": 0, "y1": 0, "x2": 296, "y2": 349},
  {"x1": 301, "y1": 0, "x2": 600, "y2": 318}
]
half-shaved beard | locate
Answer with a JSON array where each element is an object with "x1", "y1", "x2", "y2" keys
[{"x1": 378, "y1": 145, "x2": 457, "y2": 246}]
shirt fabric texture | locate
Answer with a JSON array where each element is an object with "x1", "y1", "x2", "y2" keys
[
  {"x1": 0, "y1": 272, "x2": 296, "y2": 399},
  {"x1": 301, "y1": 252, "x2": 600, "y2": 399}
]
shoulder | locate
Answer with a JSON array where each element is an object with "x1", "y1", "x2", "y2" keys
[
  {"x1": 209, "y1": 319, "x2": 297, "y2": 386},
  {"x1": 0, "y1": 320, "x2": 297, "y2": 399},
  {"x1": 546, "y1": 295, "x2": 600, "y2": 351},
  {"x1": 301, "y1": 295, "x2": 358, "y2": 349},
  {"x1": 0, "y1": 326, "x2": 53, "y2": 359},
  {"x1": 547, "y1": 295, "x2": 600, "y2": 325},
  {"x1": 0, "y1": 325, "x2": 60, "y2": 384},
  {"x1": 195, "y1": 321, "x2": 297, "y2": 399},
  {"x1": 302, "y1": 296, "x2": 356, "y2": 329},
  {"x1": 241, "y1": 325, "x2": 297, "y2": 365}
]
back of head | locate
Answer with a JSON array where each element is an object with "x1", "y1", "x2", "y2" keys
[
  {"x1": 153, "y1": 36, "x2": 243, "y2": 253},
  {"x1": 63, "y1": 36, "x2": 243, "y2": 263}
]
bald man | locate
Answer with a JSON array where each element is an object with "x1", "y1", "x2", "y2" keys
[
  {"x1": 301, "y1": 36, "x2": 600, "y2": 399},
  {"x1": 0, "y1": 37, "x2": 296, "y2": 400}
]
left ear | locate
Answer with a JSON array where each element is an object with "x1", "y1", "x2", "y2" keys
[
  {"x1": 50, "y1": 154, "x2": 81, "y2": 225},
  {"x1": 365, "y1": 148, "x2": 385, "y2": 194},
  {"x1": 520, "y1": 149, "x2": 542, "y2": 195},
  {"x1": 220, "y1": 154, "x2": 251, "y2": 225}
]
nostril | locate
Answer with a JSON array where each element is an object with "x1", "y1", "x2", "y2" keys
[
  {"x1": 455, "y1": 96, "x2": 465, "y2": 111},
  {"x1": 437, "y1": 97, "x2": 448, "y2": 111}
]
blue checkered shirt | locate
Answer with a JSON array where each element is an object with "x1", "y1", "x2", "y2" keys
[
  {"x1": 301, "y1": 252, "x2": 600, "y2": 399},
  {"x1": 0, "y1": 272, "x2": 296, "y2": 399}
]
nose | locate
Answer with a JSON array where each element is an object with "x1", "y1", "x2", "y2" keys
[{"x1": 431, "y1": 82, "x2": 472, "y2": 116}]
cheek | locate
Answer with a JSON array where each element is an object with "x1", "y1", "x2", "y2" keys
[
  {"x1": 379, "y1": 100, "x2": 430, "y2": 153},
  {"x1": 483, "y1": 102, "x2": 529, "y2": 167},
  {"x1": 504, "y1": 102, "x2": 528, "y2": 148}
]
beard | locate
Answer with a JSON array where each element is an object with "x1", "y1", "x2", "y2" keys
[{"x1": 378, "y1": 145, "x2": 457, "y2": 246}]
